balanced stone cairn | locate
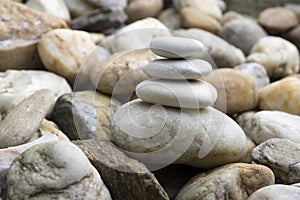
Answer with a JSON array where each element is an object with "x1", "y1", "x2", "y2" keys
[
  {"x1": 136, "y1": 36, "x2": 217, "y2": 109},
  {"x1": 111, "y1": 36, "x2": 247, "y2": 170}
]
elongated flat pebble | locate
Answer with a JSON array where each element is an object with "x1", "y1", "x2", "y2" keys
[
  {"x1": 147, "y1": 59, "x2": 212, "y2": 80},
  {"x1": 136, "y1": 79, "x2": 217, "y2": 108},
  {"x1": 150, "y1": 37, "x2": 205, "y2": 59}
]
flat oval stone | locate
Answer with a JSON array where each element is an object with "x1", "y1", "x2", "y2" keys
[
  {"x1": 248, "y1": 185, "x2": 300, "y2": 200},
  {"x1": 146, "y1": 59, "x2": 212, "y2": 80},
  {"x1": 136, "y1": 79, "x2": 217, "y2": 108},
  {"x1": 150, "y1": 37, "x2": 205, "y2": 59}
]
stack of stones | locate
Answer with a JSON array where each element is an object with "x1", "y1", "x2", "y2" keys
[{"x1": 136, "y1": 36, "x2": 218, "y2": 110}]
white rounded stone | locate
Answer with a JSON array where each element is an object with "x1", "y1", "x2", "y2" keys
[
  {"x1": 146, "y1": 59, "x2": 212, "y2": 79},
  {"x1": 136, "y1": 79, "x2": 217, "y2": 108},
  {"x1": 150, "y1": 36, "x2": 205, "y2": 59},
  {"x1": 0, "y1": 70, "x2": 71, "y2": 114}
]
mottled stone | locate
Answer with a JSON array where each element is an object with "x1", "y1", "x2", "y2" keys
[
  {"x1": 234, "y1": 62, "x2": 270, "y2": 89},
  {"x1": 0, "y1": 0, "x2": 67, "y2": 70},
  {"x1": 258, "y1": 7, "x2": 298, "y2": 34},
  {"x1": 126, "y1": 0, "x2": 164, "y2": 23},
  {"x1": 158, "y1": 8, "x2": 181, "y2": 30},
  {"x1": 38, "y1": 29, "x2": 96, "y2": 84},
  {"x1": 0, "y1": 90, "x2": 55, "y2": 148},
  {"x1": 26, "y1": 0, "x2": 71, "y2": 21},
  {"x1": 181, "y1": 7, "x2": 222, "y2": 34},
  {"x1": 64, "y1": 0, "x2": 97, "y2": 18},
  {"x1": 204, "y1": 68, "x2": 257, "y2": 115},
  {"x1": 173, "y1": 0, "x2": 222, "y2": 20},
  {"x1": 0, "y1": 70, "x2": 71, "y2": 114},
  {"x1": 237, "y1": 111, "x2": 300, "y2": 145},
  {"x1": 248, "y1": 184, "x2": 300, "y2": 200},
  {"x1": 7, "y1": 141, "x2": 111, "y2": 200},
  {"x1": 136, "y1": 79, "x2": 217, "y2": 108},
  {"x1": 89, "y1": 49, "x2": 158, "y2": 95},
  {"x1": 247, "y1": 36, "x2": 299, "y2": 80},
  {"x1": 74, "y1": 139, "x2": 169, "y2": 200},
  {"x1": 175, "y1": 163, "x2": 275, "y2": 200},
  {"x1": 253, "y1": 138, "x2": 300, "y2": 184},
  {"x1": 52, "y1": 91, "x2": 120, "y2": 140},
  {"x1": 69, "y1": 8, "x2": 127, "y2": 34},
  {"x1": 258, "y1": 77, "x2": 300, "y2": 115},
  {"x1": 112, "y1": 99, "x2": 247, "y2": 169},
  {"x1": 110, "y1": 18, "x2": 171, "y2": 53},
  {"x1": 220, "y1": 18, "x2": 267, "y2": 55},
  {"x1": 174, "y1": 29, "x2": 245, "y2": 68},
  {"x1": 146, "y1": 59, "x2": 212, "y2": 80},
  {"x1": 150, "y1": 36, "x2": 204, "y2": 59}
]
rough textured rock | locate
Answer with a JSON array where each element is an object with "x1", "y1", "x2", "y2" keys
[
  {"x1": 237, "y1": 110, "x2": 300, "y2": 145},
  {"x1": 158, "y1": 8, "x2": 181, "y2": 30},
  {"x1": 112, "y1": 99, "x2": 248, "y2": 169},
  {"x1": 109, "y1": 17, "x2": 171, "y2": 53},
  {"x1": 38, "y1": 29, "x2": 96, "y2": 84},
  {"x1": 248, "y1": 184, "x2": 300, "y2": 200},
  {"x1": 204, "y1": 68, "x2": 257, "y2": 115},
  {"x1": 0, "y1": 0, "x2": 67, "y2": 70},
  {"x1": 52, "y1": 91, "x2": 120, "y2": 140},
  {"x1": 175, "y1": 163, "x2": 275, "y2": 200},
  {"x1": 0, "y1": 90, "x2": 55, "y2": 148},
  {"x1": 174, "y1": 29, "x2": 246, "y2": 68},
  {"x1": 7, "y1": 141, "x2": 111, "y2": 200},
  {"x1": 69, "y1": 8, "x2": 127, "y2": 34},
  {"x1": 126, "y1": 0, "x2": 164, "y2": 23},
  {"x1": 74, "y1": 139, "x2": 170, "y2": 200},
  {"x1": 173, "y1": 0, "x2": 222, "y2": 20},
  {"x1": 136, "y1": 79, "x2": 217, "y2": 109},
  {"x1": 234, "y1": 62, "x2": 270, "y2": 89},
  {"x1": 0, "y1": 70, "x2": 71, "y2": 114},
  {"x1": 26, "y1": 0, "x2": 71, "y2": 21},
  {"x1": 258, "y1": 7, "x2": 298, "y2": 34},
  {"x1": 89, "y1": 49, "x2": 159, "y2": 95},
  {"x1": 220, "y1": 18, "x2": 267, "y2": 55},
  {"x1": 253, "y1": 138, "x2": 300, "y2": 184},
  {"x1": 258, "y1": 77, "x2": 300, "y2": 115},
  {"x1": 247, "y1": 36, "x2": 299, "y2": 80},
  {"x1": 180, "y1": 7, "x2": 222, "y2": 34}
]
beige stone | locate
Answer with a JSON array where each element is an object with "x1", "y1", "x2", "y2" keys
[
  {"x1": 258, "y1": 77, "x2": 300, "y2": 115},
  {"x1": 173, "y1": 0, "x2": 222, "y2": 20},
  {"x1": 0, "y1": 90, "x2": 55, "y2": 148},
  {"x1": 0, "y1": 1, "x2": 67, "y2": 70},
  {"x1": 204, "y1": 68, "x2": 257, "y2": 115},
  {"x1": 258, "y1": 7, "x2": 298, "y2": 34},
  {"x1": 181, "y1": 7, "x2": 222, "y2": 34},
  {"x1": 247, "y1": 36, "x2": 299, "y2": 80},
  {"x1": 38, "y1": 29, "x2": 96, "y2": 84},
  {"x1": 89, "y1": 49, "x2": 159, "y2": 95},
  {"x1": 175, "y1": 163, "x2": 275, "y2": 200},
  {"x1": 126, "y1": 0, "x2": 164, "y2": 23},
  {"x1": 112, "y1": 100, "x2": 248, "y2": 169}
]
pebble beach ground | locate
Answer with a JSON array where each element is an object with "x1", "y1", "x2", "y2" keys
[{"x1": 1, "y1": 0, "x2": 300, "y2": 199}]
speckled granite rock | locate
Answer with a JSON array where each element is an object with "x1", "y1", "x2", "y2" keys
[
  {"x1": 253, "y1": 138, "x2": 300, "y2": 184},
  {"x1": 175, "y1": 163, "x2": 275, "y2": 200}
]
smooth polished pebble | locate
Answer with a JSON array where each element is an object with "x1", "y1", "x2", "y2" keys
[
  {"x1": 146, "y1": 59, "x2": 212, "y2": 80},
  {"x1": 136, "y1": 79, "x2": 217, "y2": 108},
  {"x1": 150, "y1": 37, "x2": 205, "y2": 59}
]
